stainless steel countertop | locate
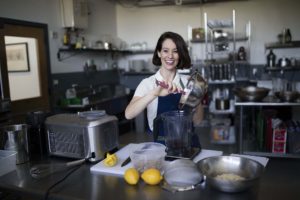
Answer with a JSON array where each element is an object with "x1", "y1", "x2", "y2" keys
[{"x1": 0, "y1": 156, "x2": 300, "y2": 200}]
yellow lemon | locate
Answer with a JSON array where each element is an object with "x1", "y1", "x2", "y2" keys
[
  {"x1": 141, "y1": 168, "x2": 163, "y2": 185},
  {"x1": 104, "y1": 153, "x2": 118, "y2": 167},
  {"x1": 124, "y1": 168, "x2": 140, "y2": 185}
]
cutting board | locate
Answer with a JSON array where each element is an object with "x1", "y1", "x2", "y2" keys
[
  {"x1": 90, "y1": 143, "x2": 223, "y2": 176},
  {"x1": 90, "y1": 143, "x2": 139, "y2": 176}
]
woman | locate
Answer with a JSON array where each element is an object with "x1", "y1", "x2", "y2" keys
[{"x1": 125, "y1": 31, "x2": 204, "y2": 142}]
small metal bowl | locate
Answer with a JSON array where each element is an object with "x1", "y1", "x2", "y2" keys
[
  {"x1": 197, "y1": 156, "x2": 265, "y2": 193},
  {"x1": 274, "y1": 91, "x2": 299, "y2": 102}
]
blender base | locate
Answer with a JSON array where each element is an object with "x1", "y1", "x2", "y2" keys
[{"x1": 165, "y1": 147, "x2": 201, "y2": 161}]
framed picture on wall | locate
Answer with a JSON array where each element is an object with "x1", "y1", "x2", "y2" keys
[{"x1": 5, "y1": 42, "x2": 30, "y2": 72}]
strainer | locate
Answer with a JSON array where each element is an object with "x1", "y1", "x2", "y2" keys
[{"x1": 162, "y1": 159, "x2": 203, "y2": 192}]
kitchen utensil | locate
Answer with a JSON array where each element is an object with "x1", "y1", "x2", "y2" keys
[
  {"x1": 197, "y1": 156, "x2": 264, "y2": 193},
  {"x1": 163, "y1": 159, "x2": 203, "y2": 191},
  {"x1": 0, "y1": 124, "x2": 30, "y2": 164},
  {"x1": 129, "y1": 142, "x2": 166, "y2": 172},
  {"x1": 121, "y1": 142, "x2": 157, "y2": 167},
  {"x1": 30, "y1": 158, "x2": 86, "y2": 179},
  {"x1": 121, "y1": 157, "x2": 131, "y2": 167},
  {"x1": 278, "y1": 57, "x2": 291, "y2": 67},
  {"x1": 153, "y1": 110, "x2": 200, "y2": 160},
  {"x1": 215, "y1": 98, "x2": 230, "y2": 110},
  {"x1": 179, "y1": 71, "x2": 208, "y2": 108},
  {"x1": 274, "y1": 91, "x2": 299, "y2": 102},
  {"x1": 234, "y1": 86, "x2": 270, "y2": 102}
]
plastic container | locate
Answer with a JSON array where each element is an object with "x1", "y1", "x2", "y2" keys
[
  {"x1": 130, "y1": 142, "x2": 166, "y2": 172},
  {"x1": 210, "y1": 118, "x2": 235, "y2": 144}
]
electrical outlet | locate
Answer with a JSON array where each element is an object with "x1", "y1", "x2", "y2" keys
[{"x1": 50, "y1": 31, "x2": 58, "y2": 39}]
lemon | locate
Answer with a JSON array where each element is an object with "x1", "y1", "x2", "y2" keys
[
  {"x1": 141, "y1": 168, "x2": 163, "y2": 185},
  {"x1": 104, "y1": 153, "x2": 118, "y2": 167},
  {"x1": 124, "y1": 168, "x2": 140, "y2": 185}
]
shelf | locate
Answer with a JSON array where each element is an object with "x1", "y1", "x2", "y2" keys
[
  {"x1": 207, "y1": 19, "x2": 233, "y2": 29},
  {"x1": 191, "y1": 36, "x2": 248, "y2": 43},
  {"x1": 265, "y1": 40, "x2": 300, "y2": 49},
  {"x1": 57, "y1": 48, "x2": 154, "y2": 61},
  {"x1": 58, "y1": 47, "x2": 131, "y2": 54},
  {"x1": 122, "y1": 71, "x2": 155, "y2": 76},
  {"x1": 57, "y1": 48, "x2": 132, "y2": 61},
  {"x1": 265, "y1": 66, "x2": 300, "y2": 71},
  {"x1": 235, "y1": 102, "x2": 300, "y2": 106},
  {"x1": 208, "y1": 79, "x2": 235, "y2": 85},
  {"x1": 130, "y1": 50, "x2": 154, "y2": 54}
]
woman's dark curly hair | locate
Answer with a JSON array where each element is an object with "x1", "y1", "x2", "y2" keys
[{"x1": 152, "y1": 31, "x2": 191, "y2": 69}]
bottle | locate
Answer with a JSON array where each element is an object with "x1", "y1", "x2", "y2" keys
[
  {"x1": 63, "y1": 29, "x2": 70, "y2": 46},
  {"x1": 237, "y1": 46, "x2": 246, "y2": 61},
  {"x1": 267, "y1": 49, "x2": 276, "y2": 67},
  {"x1": 284, "y1": 28, "x2": 292, "y2": 43}
]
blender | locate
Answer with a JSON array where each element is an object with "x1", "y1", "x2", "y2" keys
[
  {"x1": 153, "y1": 70, "x2": 207, "y2": 160},
  {"x1": 153, "y1": 110, "x2": 201, "y2": 160}
]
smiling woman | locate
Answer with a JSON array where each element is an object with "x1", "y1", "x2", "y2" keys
[{"x1": 125, "y1": 31, "x2": 204, "y2": 144}]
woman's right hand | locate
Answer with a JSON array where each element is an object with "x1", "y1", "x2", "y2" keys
[{"x1": 153, "y1": 80, "x2": 178, "y2": 96}]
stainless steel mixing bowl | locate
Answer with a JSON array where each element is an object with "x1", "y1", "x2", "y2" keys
[
  {"x1": 274, "y1": 91, "x2": 299, "y2": 102},
  {"x1": 234, "y1": 86, "x2": 270, "y2": 102},
  {"x1": 196, "y1": 156, "x2": 265, "y2": 193}
]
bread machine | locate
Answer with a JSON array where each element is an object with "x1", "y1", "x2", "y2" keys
[{"x1": 45, "y1": 110, "x2": 119, "y2": 162}]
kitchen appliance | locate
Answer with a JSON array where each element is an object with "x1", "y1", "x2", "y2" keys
[
  {"x1": 153, "y1": 110, "x2": 201, "y2": 160},
  {"x1": 45, "y1": 110, "x2": 119, "y2": 162}
]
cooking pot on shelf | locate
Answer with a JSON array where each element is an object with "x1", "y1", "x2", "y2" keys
[
  {"x1": 234, "y1": 86, "x2": 270, "y2": 102},
  {"x1": 274, "y1": 91, "x2": 299, "y2": 102}
]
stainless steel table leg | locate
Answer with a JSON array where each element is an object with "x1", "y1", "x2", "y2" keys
[{"x1": 239, "y1": 106, "x2": 243, "y2": 154}]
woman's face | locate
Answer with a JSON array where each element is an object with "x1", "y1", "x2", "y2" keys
[{"x1": 158, "y1": 38, "x2": 179, "y2": 70}]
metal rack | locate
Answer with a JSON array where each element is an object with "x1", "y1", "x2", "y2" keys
[
  {"x1": 236, "y1": 102, "x2": 300, "y2": 158},
  {"x1": 203, "y1": 10, "x2": 237, "y2": 145}
]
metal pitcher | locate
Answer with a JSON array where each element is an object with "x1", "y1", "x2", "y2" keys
[
  {"x1": 0, "y1": 124, "x2": 30, "y2": 164},
  {"x1": 180, "y1": 71, "x2": 208, "y2": 108}
]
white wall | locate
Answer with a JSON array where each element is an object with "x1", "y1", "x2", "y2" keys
[
  {"x1": 0, "y1": 0, "x2": 299, "y2": 74},
  {"x1": 0, "y1": 0, "x2": 117, "y2": 73},
  {"x1": 116, "y1": 0, "x2": 300, "y2": 64}
]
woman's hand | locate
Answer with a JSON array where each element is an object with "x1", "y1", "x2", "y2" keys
[{"x1": 154, "y1": 80, "x2": 181, "y2": 96}]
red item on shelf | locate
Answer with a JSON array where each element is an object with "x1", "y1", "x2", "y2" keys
[{"x1": 272, "y1": 128, "x2": 287, "y2": 153}]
